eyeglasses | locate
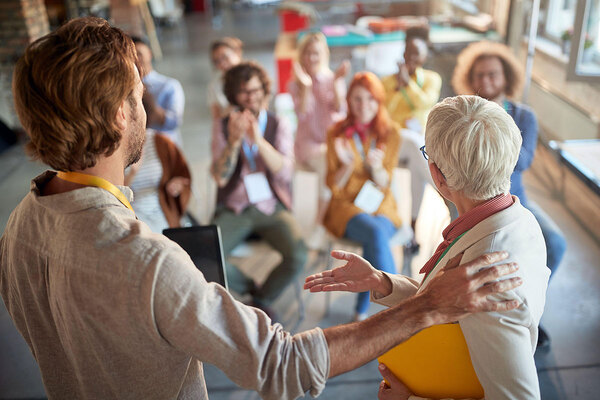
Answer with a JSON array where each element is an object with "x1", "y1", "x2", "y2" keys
[
  {"x1": 238, "y1": 87, "x2": 264, "y2": 98},
  {"x1": 419, "y1": 145, "x2": 429, "y2": 161}
]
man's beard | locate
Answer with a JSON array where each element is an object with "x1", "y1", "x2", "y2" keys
[{"x1": 125, "y1": 108, "x2": 146, "y2": 167}]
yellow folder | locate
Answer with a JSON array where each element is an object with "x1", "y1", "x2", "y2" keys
[{"x1": 377, "y1": 323, "x2": 484, "y2": 399}]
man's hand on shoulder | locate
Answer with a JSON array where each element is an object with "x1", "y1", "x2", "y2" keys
[{"x1": 417, "y1": 251, "x2": 522, "y2": 326}]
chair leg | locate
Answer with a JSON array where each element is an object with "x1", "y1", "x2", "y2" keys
[
  {"x1": 294, "y1": 278, "x2": 305, "y2": 323},
  {"x1": 324, "y1": 239, "x2": 333, "y2": 317}
]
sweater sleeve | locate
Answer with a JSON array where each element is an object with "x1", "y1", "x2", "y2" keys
[
  {"x1": 513, "y1": 106, "x2": 539, "y2": 173},
  {"x1": 401, "y1": 71, "x2": 442, "y2": 111},
  {"x1": 152, "y1": 245, "x2": 330, "y2": 399}
]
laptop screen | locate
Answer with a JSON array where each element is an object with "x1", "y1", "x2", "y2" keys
[{"x1": 163, "y1": 225, "x2": 228, "y2": 290}]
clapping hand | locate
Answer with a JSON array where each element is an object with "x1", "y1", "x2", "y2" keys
[
  {"x1": 396, "y1": 62, "x2": 410, "y2": 89},
  {"x1": 334, "y1": 137, "x2": 355, "y2": 166},
  {"x1": 166, "y1": 176, "x2": 190, "y2": 197},
  {"x1": 334, "y1": 60, "x2": 351, "y2": 81},
  {"x1": 241, "y1": 110, "x2": 263, "y2": 144},
  {"x1": 366, "y1": 147, "x2": 385, "y2": 171},
  {"x1": 292, "y1": 61, "x2": 312, "y2": 88},
  {"x1": 226, "y1": 110, "x2": 247, "y2": 146},
  {"x1": 304, "y1": 250, "x2": 392, "y2": 296}
]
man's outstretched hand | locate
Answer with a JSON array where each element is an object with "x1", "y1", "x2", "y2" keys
[{"x1": 304, "y1": 250, "x2": 391, "y2": 296}]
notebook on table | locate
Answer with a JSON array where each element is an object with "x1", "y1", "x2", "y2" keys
[
  {"x1": 163, "y1": 225, "x2": 229, "y2": 290},
  {"x1": 377, "y1": 323, "x2": 484, "y2": 398}
]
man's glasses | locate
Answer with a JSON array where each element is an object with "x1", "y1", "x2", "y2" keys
[
  {"x1": 238, "y1": 87, "x2": 263, "y2": 97},
  {"x1": 419, "y1": 145, "x2": 429, "y2": 161}
]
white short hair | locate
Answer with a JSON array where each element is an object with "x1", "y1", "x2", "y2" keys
[{"x1": 425, "y1": 95, "x2": 522, "y2": 200}]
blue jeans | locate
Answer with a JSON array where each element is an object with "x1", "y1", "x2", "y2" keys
[
  {"x1": 526, "y1": 202, "x2": 567, "y2": 278},
  {"x1": 344, "y1": 213, "x2": 398, "y2": 314}
]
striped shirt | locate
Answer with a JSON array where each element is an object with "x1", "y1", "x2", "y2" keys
[{"x1": 129, "y1": 129, "x2": 169, "y2": 232}]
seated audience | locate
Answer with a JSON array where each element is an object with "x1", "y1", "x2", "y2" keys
[
  {"x1": 208, "y1": 37, "x2": 243, "y2": 121},
  {"x1": 452, "y1": 40, "x2": 567, "y2": 347},
  {"x1": 323, "y1": 72, "x2": 402, "y2": 321},
  {"x1": 125, "y1": 91, "x2": 191, "y2": 233},
  {"x1": 210, "y1": 61, "x2": 307, "y2": 316},
  {"x1": 288, "y1": 32, "x2": 349, "y2": 247},
  {"x1": 307, "y1": 95, "x2": 551, "y2": 399},
  {"x1": 132, "y1": 35, "x2": 185, "y2": 147},
  {"x1": 382, "y1": 26, "x2": 443, "y2": 252}
]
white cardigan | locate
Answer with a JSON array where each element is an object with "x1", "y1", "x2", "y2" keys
[{"x1": 373, "y1": 196, "x2": 550, "y2": 400}]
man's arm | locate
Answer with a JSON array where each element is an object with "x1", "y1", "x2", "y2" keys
[
  {"x1": 400, "y1": 71, "x2": 442, "y2": 111},
  {"x1": 151, "y1": 79, "x2": 185, "y2": 132},
  {"x1": 210, "y1": 116, "x2": 243, "y2": 188},
  {"x1": 323, "y1": 251, "x2": 522, "y2": 377},
  {"x1": 255, "y1": 114, "x2": 294, "y2": 176},
  {"x1": 513, "y1": 107, "x2": 538, "y2": 172}
]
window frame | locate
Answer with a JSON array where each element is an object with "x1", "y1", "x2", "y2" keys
[{"x1": 566, "y1": 0, "x2": 600, "y2": 82}]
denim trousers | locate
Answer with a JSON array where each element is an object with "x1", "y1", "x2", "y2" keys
[{"x1": 344, "y1": 213, "x2": 398, "y2": 314}]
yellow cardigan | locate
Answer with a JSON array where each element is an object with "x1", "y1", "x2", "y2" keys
[
  {"x1": 381, "y1": 67, "x2": 442, "y2": 132},
  {"x1": 323, "y1": 124, "x2": 402, "y2": 238}
]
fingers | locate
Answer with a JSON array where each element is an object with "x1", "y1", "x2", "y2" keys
[
  {"x1": 331, "y1": 250, "x2": 354, "y2": 261},
  {"x1": 471, "y1": 261, "x2": 519, "y2": 286},
  {"x1": 461, "y1": 251, "x2": 510, "y2": 275},
  {"x1": 378, "y1": 364, "x2": 400, "y2": 387},
  {"x1": 304, "y1": 270, "x2": 333, "y2": 285},
  {"x1": 476, "y1": 275, "x2": 523, "y2": 298}
]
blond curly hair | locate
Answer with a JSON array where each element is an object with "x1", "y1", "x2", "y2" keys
[{"x1": 451, "y1": 41, "x2": 525, "y2": 98}]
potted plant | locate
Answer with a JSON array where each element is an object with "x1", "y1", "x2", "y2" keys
[
  {"x1": 582, "y1": 34, "x2": 595, "y2": 63},
  {"x1": 561, "y1": 28, "x2": 573, "y2": 54}
]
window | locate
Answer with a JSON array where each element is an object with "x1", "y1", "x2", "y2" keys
[
  {"x1": 566, "y1": 0, "x2": 600, "y2": 81},
  {"x1": 545, "y1": 0, "x2": 577, "y2": 41}
]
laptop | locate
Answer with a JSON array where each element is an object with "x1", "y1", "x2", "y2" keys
[{"x1": 163, "y1": 225, "x2": 229, "y2": 290}]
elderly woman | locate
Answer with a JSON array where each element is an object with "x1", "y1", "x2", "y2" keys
[{"x1": 306, "y1": 95, "x2": 550, "y2": 399}]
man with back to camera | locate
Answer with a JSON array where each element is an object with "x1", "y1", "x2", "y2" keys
[
  {"x1": 132, "y1": 35, "x2": 185, "y2": 147},
  {"x1": 1, "y1": 17, "x2": 523, "y2": 399},
  {"x1": 451, "y1": 41, "x2": 567, "y2": 348}
]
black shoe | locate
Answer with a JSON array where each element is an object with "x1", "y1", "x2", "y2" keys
[{"x1": 537, "y1": 326, "x2": 551, "y2": 349}]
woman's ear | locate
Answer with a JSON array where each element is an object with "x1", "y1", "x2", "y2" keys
[{"x1": 429, "y1": 161, "x2": 451, "y2": 198}]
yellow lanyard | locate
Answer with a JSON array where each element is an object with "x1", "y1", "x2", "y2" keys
[{"x1": 56, "y1": 171, "x2": 134, "y2": 213}]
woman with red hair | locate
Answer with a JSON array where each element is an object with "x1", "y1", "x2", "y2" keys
[{"x1": 323, "y1": 72, "x2": 402, "y2": 321}]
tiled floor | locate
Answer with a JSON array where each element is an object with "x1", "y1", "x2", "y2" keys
[{"x1": 1, "y1": 5, "x2": 599, "y2": 399}]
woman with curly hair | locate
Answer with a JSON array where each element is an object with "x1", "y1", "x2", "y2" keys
[
  {"x1": 323, "y1": 72, "x2": 402, "y2": 321},
  {"x1": 452, "y1": 41, "x2": 566, "y2": 348}
]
